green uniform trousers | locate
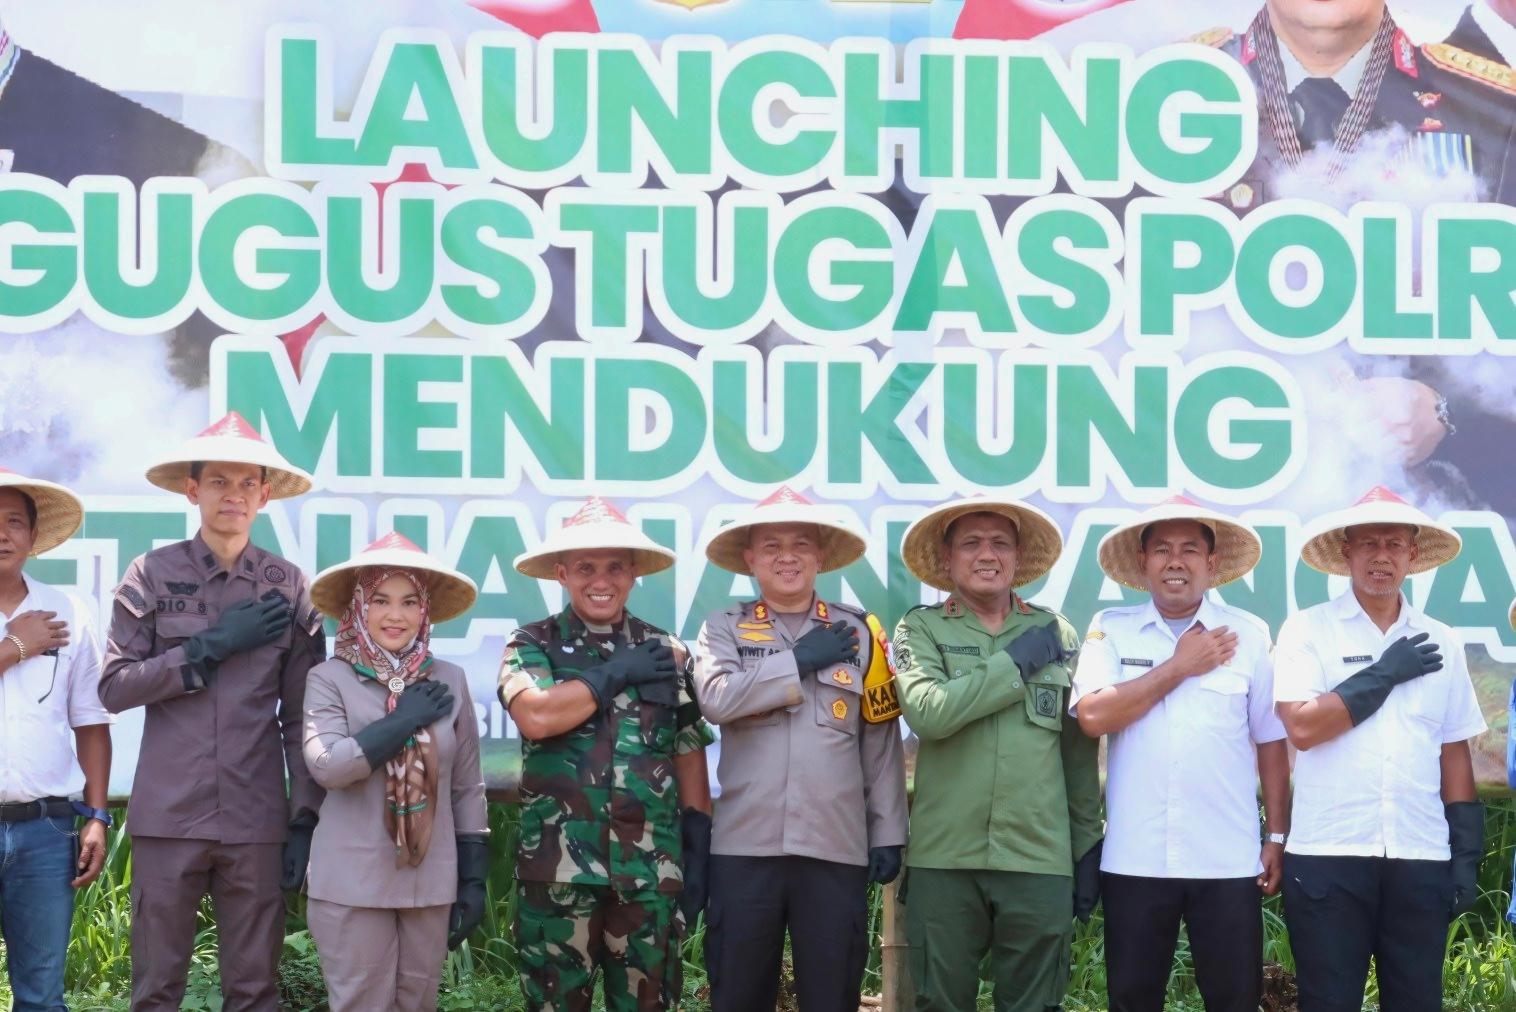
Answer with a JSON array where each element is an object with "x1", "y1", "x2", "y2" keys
[
  {"x1": 902, "y1": 867, "x2": 1072, "y2": 1012},
  {"x1": 515, "y1": 881, "x2": 682, "y2": 1012}
]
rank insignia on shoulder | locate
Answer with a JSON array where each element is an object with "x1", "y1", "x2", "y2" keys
[
  {"x1": 832, "y1": 698, "x2": 848, "y2": 720},
  {"x1": 1085, "y1": 630, "x2": 1105, "y2": 642},
  {"x1": 1183, "y1": 26, "x2": 1233, "y2": 48},
  {"x1": 1423, "y1": 43, "x2": 1516, "y2": 94},
  {"x1": 832, "y1": 669, "x2": 854, "y2": 686},
  {"x1": 739, "y1": 631, "x2": 775, "y2": 643}
]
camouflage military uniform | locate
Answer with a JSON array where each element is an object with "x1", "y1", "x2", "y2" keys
[{"x1": 499, "y1": 607, "x2": 713, "y2": 1012}]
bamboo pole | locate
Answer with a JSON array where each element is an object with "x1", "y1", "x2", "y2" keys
[{"x1": 880, "y1": 881, "x2": 912, "y2": 1012}]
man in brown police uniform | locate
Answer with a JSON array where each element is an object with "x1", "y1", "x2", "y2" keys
[
  {"x1": 100, "y1": 413, "x2": 326, "y2": 1012},
  {"x1": 693, "y1": 487, "x2": 908, "y2": 1012}
]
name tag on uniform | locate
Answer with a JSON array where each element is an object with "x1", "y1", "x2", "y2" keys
[
  {"x1": 1343, "y1": 655, "x2": 1372, "y2": 664},
  {"x1": 941, "y1": 645, "x2": 981, "y2": 656},
  {"x1": 1120, "y1": 658, "x2": 1154, "y2": 667}
]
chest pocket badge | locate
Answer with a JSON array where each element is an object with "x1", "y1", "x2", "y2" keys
[{"x1": 1033, "y1": 685, "x2": 1059, "y2": 718}]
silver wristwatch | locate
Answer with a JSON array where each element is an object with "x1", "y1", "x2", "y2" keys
[{"x1": 1264, "y1": 832, "x2": 1287, "y2": 846}]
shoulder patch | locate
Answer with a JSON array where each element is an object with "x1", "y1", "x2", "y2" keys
[
  {"x1": 1085, "y1": 629, "x2": 1106, "y2": 642},
  {"x1": 1423, "y1": 42, "x2": 1516, "y2": 94},
  {"x1": 116, "y1": 583, "x2": 149, "y2": 618},
  {"x1": 1184, "y1": 27, "x2": 1234, "y2": 48}
]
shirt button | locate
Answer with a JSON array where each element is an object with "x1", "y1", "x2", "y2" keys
[{"x1": 1011, "y1": 681, "x2": 1020, "y2": 688}]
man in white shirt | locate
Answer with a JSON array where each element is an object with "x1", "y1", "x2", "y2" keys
[
  {"x1": 1275, "y1": 486, "x2": 1487, "y2": 1012},
  {"x1": 1072, "y1": 497, "x2": 1289, "y2": 1012},
  {"x1": 0, "y1": 468, "x2": 112, "y2": 1012}
]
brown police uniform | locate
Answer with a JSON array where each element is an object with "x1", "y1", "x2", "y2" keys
[
  {"x1": 694, "y1": 597, "x2": 908, "y2": 1012},
  {"x1": 100, "y1": 532, "x2": 325, "y2": 1012}
]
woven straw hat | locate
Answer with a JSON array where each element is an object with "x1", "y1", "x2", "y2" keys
[
  {"x1": 312, "y1": 532, "x2": 478, "y2": 623},
  {"x1": 0, "y1": 469, "x2": 84, "y2": 555},
  {"x1": 704, "y1": 486, "x2": 867, "y2": 576},
  {"x1": 145, "y1": 412, "x2": 312, "y2": 499},
  {"x1": 1097, "y1": 496, "x2": 1262, "y2": 591},
  {"x1": 902, "y1": 497, "x2": 1063, "y2": 592},
  {"x1": 1299, "y1": 486, "x2": 1461, "y2": 576},
  {"x1": 514, "y1": 497, "x2": 676, "y2": 580}
]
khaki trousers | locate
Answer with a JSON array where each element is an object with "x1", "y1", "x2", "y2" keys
[{"x1": 307, "y1": 898, "x2": 452, "y2": 1011}]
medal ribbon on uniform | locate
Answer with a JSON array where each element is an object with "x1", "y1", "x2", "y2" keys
[
  {"x1": 336, "y1": 567, "x2": 440, "y2": 867},
  {"x1": 1250, "y1": 7, "x2": 1398, "y2": 179}
]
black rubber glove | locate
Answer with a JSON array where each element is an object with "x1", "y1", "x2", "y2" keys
[
  {"x1": 1447, "y1": 801, "x2": 1484, "y2": 917},
  {"x1": 792, "y1": 622, "x2": 859, "y2": 674},
  {"x1": 447, "y1": 834, "x2": 490, "y2": 949},
  {"x1": 679, "y1": 808, "x2": 713, "y2": 924},
  {"x1": 570, "y1": 639, "x2": 676, "y2": 710},
  {"x1": 1334, "y1": 632, "x2": 1443, "y2": 726},
  {"x1": 1004, "y1": 622, "x2": 1065, "y2": 679},
  {"x1": 280, "y1": 818, "x2": 316, "y2": 892},
  {"x1": 183, "y1": 596, "x2": 290, "y2": 681},
  {"x1": 868, "y1": 845, "x2": 903, "y2": 885},
  {"x1": 627, "y1": 639, "x2": 682, "y2": 708},
  {"x1": 352, "y1": 680, "x2": 455, "y2": 771},
  {"x1": 1073, "y1": 840, "x2": 1103, "y2": 922}
]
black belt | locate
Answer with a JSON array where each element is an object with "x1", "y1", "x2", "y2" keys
[{"x1": 0, "y1": 797, "x2": 75, "y2": 823}]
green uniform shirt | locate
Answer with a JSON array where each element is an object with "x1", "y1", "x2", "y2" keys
[
  {"x1": 498, "y1": 608, "x2": 714, "y2": 893},
  {"x1": 893, "y1": 596, "x2": 1102, "y2": 876}
]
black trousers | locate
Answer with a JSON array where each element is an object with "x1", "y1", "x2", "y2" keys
[
  {"x1": 1282, "y1": 853, "x2": 1452, "y2": 1012},
  {"x1": 1101, "y1": 872, "x2": 1261, "y2": 1012},
  {"x1": 706, "y1": 854, "x2": 870, "y2": 1012}
]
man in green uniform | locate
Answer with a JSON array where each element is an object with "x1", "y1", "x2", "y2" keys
[
  {"x1": 497, "y1": 497, "x2": 714, "y2": 1012},
  {"x1": 893, "y1": 497, "x2": 1103, "y2": 1012}
]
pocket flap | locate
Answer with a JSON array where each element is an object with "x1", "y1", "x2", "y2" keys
[
  {"x1": 157, "y1": 613, "x2": 209, "y2": 641},
  {"x1": 1198, "y1": 671, "x2": 1249, "y2": 696}
]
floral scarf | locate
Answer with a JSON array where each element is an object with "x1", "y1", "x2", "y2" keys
[{"x1": 336, "y1": 567, "x2": 439, "y2": 867}]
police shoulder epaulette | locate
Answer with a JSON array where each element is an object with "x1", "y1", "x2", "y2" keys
[
  {"x1": 1423, "y1": 42, "x2": 1516, "y2": 95},
  {"x1": 903, "y1": 602, "x2": 935, "y2": 616},
  {"x1": 1183, "y1": 27, "x2": 1235, "y2": 48},
  {"x1": 824, "y1": 599, "x2": 868, "y2": 618}
]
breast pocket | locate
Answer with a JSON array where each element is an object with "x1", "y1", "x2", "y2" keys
[
  {"x1": 155, "y1": 612, "x2": 208, "y2": 650},
  {"x1": 1193, "y1": 669, "x2": 1250, "y2": 735},
  {"x1": 815, "y1": 684, "x2": 860, "y2": 737},
  {"x1": 1024, "y1": 662, "x2": 1071, "y2": 733}
]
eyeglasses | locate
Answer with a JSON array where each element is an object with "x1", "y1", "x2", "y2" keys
[{"x1": 35, "y1": 648, "x2": 61, "y2": 704}]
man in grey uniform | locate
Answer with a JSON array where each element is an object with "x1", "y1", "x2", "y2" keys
[
  {"x1": 100, "y1": 413, "x2": 326, "y2": 1012},
  {"x1": 694, "y1": 487, "x2": 909, "y2": 1012}
]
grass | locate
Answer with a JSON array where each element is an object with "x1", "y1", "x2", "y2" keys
[{"x1": 7, "y1": 799, "x2": 1516, "y2": 1010}]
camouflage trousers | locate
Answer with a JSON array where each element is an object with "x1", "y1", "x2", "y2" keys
[{"x1": 515, "y1": 881, "x2": 683, "y2": 1012}]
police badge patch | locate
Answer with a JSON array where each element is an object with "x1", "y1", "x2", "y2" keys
[{"x1": 1033, "y1": 686, "x2": 1059, "y2": 718}]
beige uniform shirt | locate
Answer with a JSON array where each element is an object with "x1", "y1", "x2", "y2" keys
[
  {"x1": 301, "y1": 657, "x2": 488, "y2": 907},
  {"x1": 694, "y1": 598, "x2": 908, "y2": 867},
  {"x1": 100, "y1": 533, "x2": 325, "y2": 843}
]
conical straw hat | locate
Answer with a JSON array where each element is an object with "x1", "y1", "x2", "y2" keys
[
  {"x1": 1299, "y1": 486, "x2": 1460, "y2": 576},
  {"x1": 902, "y1": 496, "x2": 1063, "y2": 592},
  {"x1": 704, "y1": 486, "x2": 867, "y2": 575},
  {"x1": 311, "y1": 532, "x2": 478, "y2": 623},
  {"x1": 1096, "y1": 495, "x2": 1262, "y2": 590},
  {"x1": 514, "y1": 497, "x2": 676, "y2": 580},
  {"x1": 0, "y1": 468, "x2": 84, "y2": 555},
  {"x1": 145, "y1": 412, "x2": 312, "y2": 499}
]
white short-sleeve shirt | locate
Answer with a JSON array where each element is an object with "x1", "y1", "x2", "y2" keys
[
  {"x1": 1274, "y1": 589, "x2": 1487, "y2": 860},
  {"x1": 1071, "y1": 594, "x2": 1286, "y2": 879},
  {"x1": 0, "y1": 578, "x2": 112, "y2": 802}
]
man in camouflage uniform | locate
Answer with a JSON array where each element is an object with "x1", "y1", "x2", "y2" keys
[
  {"x1": 893, "y1": 497, "x2": 1103, "y2": 1012},
  {"x1": 498, "y1": 497, "x2": 713, "y2": 1012}
]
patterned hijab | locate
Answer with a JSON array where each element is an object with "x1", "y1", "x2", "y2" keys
[{"x1": 335, "y1": 567, "x2": 440, "y2": 867}]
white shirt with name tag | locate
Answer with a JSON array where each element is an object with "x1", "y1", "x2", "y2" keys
[
  {"x1": 1071, "y1": 594, "x2": 1286, "y2": 879},
  {"x1": 0, "y1": 578, "x2": 111, "y2": 803},
  {"x1": 1274, "y1": 589, "x2": 1486, "y2": 861}
]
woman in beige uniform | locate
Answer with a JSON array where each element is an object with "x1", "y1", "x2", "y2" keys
[{"x1": 302, "y1": 532, "x2": 489, "y2": 1011}]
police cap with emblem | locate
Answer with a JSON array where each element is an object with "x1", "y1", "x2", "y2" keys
[
  {"x1": 704, "y1": 485, "x2": 867, "y2": 576},
  {"x1": 145, "y1": 411, "x2": 313, "y2": 500},
  {"x1": 514, "y1": 496, "x2": 676, "y2": 580},
  {"x1": 1299, "y1": 485, "x2": 1461, "y2": 576},
  {"x1": 0, "y1": 467, "x2": 83, "y2": 555},
  {"x1": 1097, "y1": 494, "x2": 1263, "y2": 591},
  {"x1": 311, "y1": 531, "x2": 478, "y2": 622},
  {"x1": 902, "y1": 495, "x2": 1063, "y2": 592}
]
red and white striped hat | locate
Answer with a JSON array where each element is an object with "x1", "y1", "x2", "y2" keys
[
  {"x1": 514, "y1": 498, "x2": 676, "y2": 580},
  {"x1": 144, "y1": 412, "x2": 313, "y2": 499},
  {"x1": 1299, "y1": 486, "x2": 1461, "y2": 576}
]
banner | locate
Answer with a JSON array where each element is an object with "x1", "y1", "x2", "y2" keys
[{"x1": 1, "y1": 0, "x2": 1512, "y2": 795}]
